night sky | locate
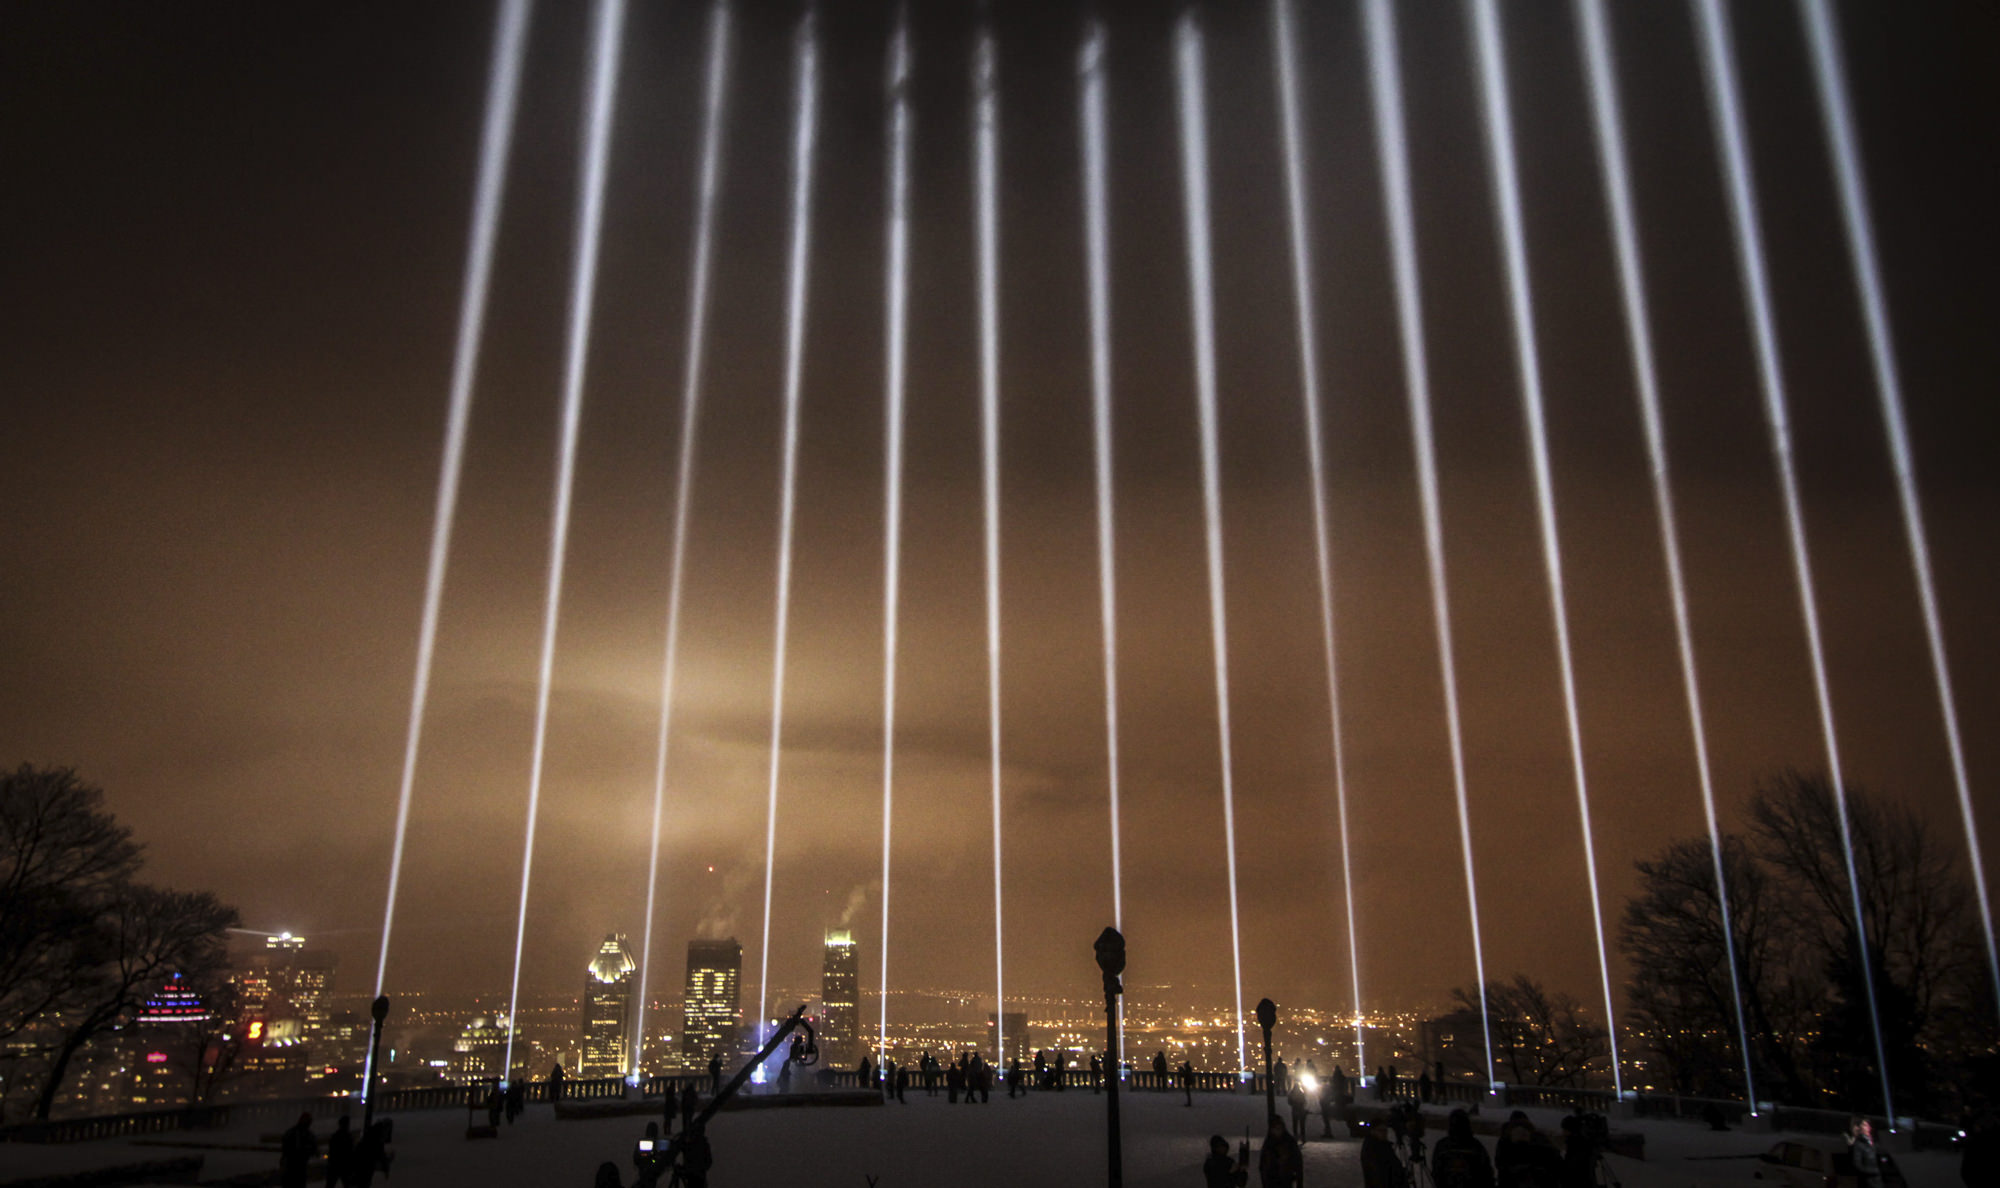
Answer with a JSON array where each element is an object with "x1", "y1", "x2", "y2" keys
[{"x1": 3, "y1": 0, "x2": 1995, "y2": 1026}]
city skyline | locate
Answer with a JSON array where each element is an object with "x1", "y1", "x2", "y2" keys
[{"x1": 2, "y1": 0, "x2": 1993, "y2": 1101}]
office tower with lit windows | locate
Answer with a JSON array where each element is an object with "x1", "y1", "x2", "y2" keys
[
  {"x1": 580, "y1": 934, "x2": 637, "y2": 1077},
  {"x1": 819, "y1": 932, "x2": 859, "y2": 1065},
  {"x1": 680, "y1": 938, "x2": 741, "y2": 1065},
  {"x1": 233, "y1": 932, "x2": 336, "y2": 1083}
]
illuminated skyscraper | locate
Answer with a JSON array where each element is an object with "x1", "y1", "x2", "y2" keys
[
  {"x1": 580, "y1": 933, "x2": 637, "y2": 1077},
  {"x1": 819, "y1": 932, "x2": 859, "y2": 1065},
  {"x1": 233, "y1": 932, "x2": 336, "y2": 1083},
  {"x1": 681, "y1": 938, "x2": 741, "y2": 1065}
]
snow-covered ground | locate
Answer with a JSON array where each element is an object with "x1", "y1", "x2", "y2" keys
[{"x1": 0, "y1": 1090, "x2": 1970, "y2": 1188}]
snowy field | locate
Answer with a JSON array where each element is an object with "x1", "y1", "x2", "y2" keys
[{"x1": 0, "y1": 1091, "x2": 1971, "y2": 1188}]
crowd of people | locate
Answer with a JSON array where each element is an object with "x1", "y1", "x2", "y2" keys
[{"x1": 278, "y1": 1111, "x2": 394, "y2": 1188}]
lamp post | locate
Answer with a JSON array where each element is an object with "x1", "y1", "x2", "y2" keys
[
  {"x1": 1094, "y1": 927, "x2": 1126, "y2": 1188},
  {"x1": 362, "y1": 995, "x2": 391, "y2": 1132},
  {"x1": 1255, "y1": 997, "x2": 1277, "y2": 1122}
]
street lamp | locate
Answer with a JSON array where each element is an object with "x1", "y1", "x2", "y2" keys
[
  {"x1": 1094, "y1": 927, "x2": 1126, "y2": 1188},
  {"x1": 362, "y1": 995, "x2": 391, "y2": 1132},
  {"x1": 1255, "y1": 997, "x2": 1277, "y2": 1122}
]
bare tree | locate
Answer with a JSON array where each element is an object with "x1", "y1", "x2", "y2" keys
[
  {"x1": 1450, "y1": 974, "x2": 1608, "y2": 1088},
  {"x1": 1620, "y1": 773, "x2": 1992, "y2": 1114},
  {"x1": 0, "y1": 766, "x2": 142, "y2": 1046},
  {"x1": 32, "y1": 885, "x2": 237, "y2": 1119},
  {"x1": 1748, "y1": 771, "x2": 1988, "y2": 1112}
]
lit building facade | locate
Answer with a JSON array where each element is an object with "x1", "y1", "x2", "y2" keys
[
  {"x1": 450, "y1": 1014, "x2": 517, "y2": 1082},
  {"x1": 819, "y1": 932, "x2": 859, "y2": 1065},
  {"x1": 579, "y1": 934, "x2": 637, "y2": 1078},
  {"x1": 233, "y1": 932, "x2": 336, "y2": 1084},
  {"x1": 681, "y1": 938, "x2": 741, "y2": 1066}
]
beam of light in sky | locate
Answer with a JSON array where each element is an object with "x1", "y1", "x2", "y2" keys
[
  {"x1": 1271, "y1": 0, "x2": 1365, "y2": 1072},
  {"x1": 631, "y1": 0, "x2": 732, "y2": 1078},
  {"x1": 502, "y1": 0, "x2": 625, "y2": 1082},
  {"x1": 373, "y1": 0, "x2": 530, "y2": 1003},
  {"x1": 877, "y1": 4, "x2": 911, "y2": 1061},
  {"x1": 974, "y1": 17, "x2": 1006, "y2": 1064},
  {"x1": 1797, "y1": 0, "x2": 2000, "y2": 1014},
  {"x1": 1079, "y1": 14, "x2": 1127, "y2": 1069},
  {"x1": 1574, "y1": 0, "x2": 1758, "y2": 1106},
  {"x1": 1173, "y1": 8, "x2": 1249, "y2": 1079},
  {"x1": 1078, "y1": 16, "x2": 1122, "y2": 934},
  {"x1": 1692, "y1": 0, "x2": 1895, "y2": 1121},
  {"x1": 1361, "y1": 0, "x2": 1496, "y2": 1084},
  {"x1": 756, "y1": 2, "x2": 821, "y2": 1051},
  {"x1": 1467, "y1": 0, "x2": 1623, "y2": 1095}
]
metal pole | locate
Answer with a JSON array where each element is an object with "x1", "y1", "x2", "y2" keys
[
  {"x1": 1095, "y1": 927, "x2": 1126, "y2": 1188},
  {"x1": 1257, "y1": 997, "x2": 1277, "y2": 1123},
  {"x1": 362, "y1": 995, "x2": 390, "y2": 1132}
]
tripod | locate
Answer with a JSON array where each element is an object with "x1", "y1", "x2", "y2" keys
[{"x1": 1402, "y1": 1136, "x2": 1433, "y2": 1188}]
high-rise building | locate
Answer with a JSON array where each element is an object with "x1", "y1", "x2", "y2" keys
[
  {"x1": 233, "y1": 932, "x2": 336, "y2": 1084},
  {"x1": 580, "y1": 934, "x2": 637, "y2": 1078},
  {"x1": 450, "y1": 1014, "x2": 517, "y2": 1082},
  {"x1": 128, "y1": 972, "x2": 211, "y2": 1107},
  {"x1": 819, "y1": 932, "x2": 859, "y2": 1065},
  {"x1": 681, "y1": 938, "x2": 741, "y2": 1066}
]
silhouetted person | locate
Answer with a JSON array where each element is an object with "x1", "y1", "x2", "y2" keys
[
  {"x1": 505, "y1": 1078, "x2": 525, "y2": 1123},
  {"x1": 1089, "y1": 1053, "x2": 1102, "y2": 1093},
  {"x1": 1010, "y1": 1056, "x2": 1025, "y2": 1098},
  {"x1": 1964, "y1": 1110, "x2": 2000, "y2": 1187},
  {"x1": 325, "y1": 1115, "x2": 354, "y2": 1188},
  {"x1": 678, "y1": 1122, "x2": 713, "y2": 1188},
  {"x1": 1206, "y1": 1134, "x2": 1250, "y2": 1188},
  {"x1": 1287, "y1": 1078, "x2": 1310, "y2": 1143},
  {"x1": 1259, "y1": 1113, "x2": 1304, "y2": 1188},
  {"x1": 594, "y1": 1162, "x2": 624, "y2": 1188},
  {"x1": 895, "y1": 1063, "x2": 909, "y2": 1103},
  {"x1": 946, "y1": 1058, "x2": 963, "y2": 1103},
  {"x1": 1848, "y1": 1118, "x2": 1883, "y2": 1188},
  {"x1": 1374, "y1": 1066, "x2": 1387, "y2": 1101},
  {"x1": 1361, "y1": 1121, "x2": 1407, "y2": 1188},
  {"x1": 1155, "y1": 1050, "x2": 1169, "y2": 1089},
  {"x1": 351, "y1": 1118, "x2": 393, "y2": 1188},
  {"x1": 1182, "y1": 1060, "x2": 1196, "y2": 1107},
  {"x1": 858, "y1": 1054, "x2": 873, "y2": 1093},
  {"x1": 280, "y1": 1113, "x2": 317, "y2": 1188},
  {"x1": 1434, "y1": 1061, "x2": 1446, "y2": 1090},
  {"x1": 1332, "y1": 1067, "x2": 1349, "y2": 1109},
  {"x1": 1274, "y1": 1058, "x2": 1289, "y2": 1096},
  {"x1": 706, "y1": 1054, "x2": 722, "y2": 1095},
  {"x1": 974, "y1": 1053, "x2": 992, "y2": 1103},
  {"x1": 1420, "y1": 1070, "x2": 1433, "y2": 1104},
  {"x1": 1429, "y1": 1108, "x2": 1492, "y2": 1188},
  {"x1": 1318, "y1": 1073, "x2": 1339, "y2": 1138},
  {"x1": 921, "y1": 1050, "x2": 937, "y2": 1096},
  {"x1": 633, "y1": 1121, "x2": 668, "y2": 1188},
  {"x1": 1497, "y1": 1111, "x2": 1561, "y2": 1188},
  {"x1": 1558, "y1": 1116, "x2": 1593, "y2": 1188},
  {"x1": 679, "y1": 1082, "x2": 699, "y2": 1133},
  {"x1": 485, "y1": 1084, "x2": 503, "y2": 1128},
  {"x1": 550, "y1": 1062, "x2": 568, "y2": 1103}
]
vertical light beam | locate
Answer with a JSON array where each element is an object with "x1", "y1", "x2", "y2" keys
[
  {"x1": 502, "y1": 0, "x2": 626, "y2": 1082},
  {"x1": 1271, "y1": 0, "x2": 1366, "y2": 1071},
  {"x1": 1079, "y1": 16, "x2": 1123, "y2": 932},
  {"x1": 1692, "y1": 0, "x2": 1895, "y2": 1120},
  {"x1": 756, "y1": 1, "x2": 821, "y2": 1051},
  {"x1": 1796, "y1": 0, "x2": 2000, "y2": 1011},
  {"x1": 974, "y1": 16, "x2": 1007, "y2": 1065},
  {"x1": 1173, "y1": 8, "x2": 1250, "y2": 1079},
  {"x1": 373, "y1": 0, "x2": 531, "y2": 1001},
  {"x1": 877, "y1": 4, "x2": 911, "y2": 1061},
  {"x1": 1361, "y1": 0, "x2": 1497, "y2": 1082},
  {"x1": 1466, "y1": 0, "x2": 1623, "y2": 1094},
  {"x1": 631, "y1": 0, "x2": 733, "y2": 1078},
  {"x1": 1574, "y1": 0, "x2": 1758, "y2": 1106}
]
